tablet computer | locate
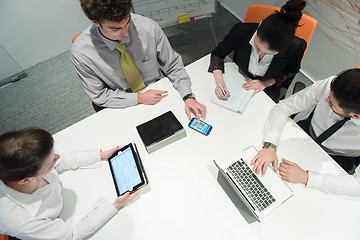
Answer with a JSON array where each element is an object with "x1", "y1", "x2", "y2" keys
[
  {"x1": 136, "y1": 111, "x2": 186, "y2": 153},
  {"x1": 108, "y1": 143, "x2": 148, "y2": 196}
]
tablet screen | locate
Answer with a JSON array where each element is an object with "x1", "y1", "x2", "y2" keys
[
  {"x1": 136, "y1": 111, "x2": 183, "y2": 146},
  {"x1": 110, "y1": 147, "x2": 142, "y2": 195}
]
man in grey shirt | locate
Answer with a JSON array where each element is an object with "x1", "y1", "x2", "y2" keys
[{"x1": 71, "y1": 0, "x2": 206, "y2": 119}]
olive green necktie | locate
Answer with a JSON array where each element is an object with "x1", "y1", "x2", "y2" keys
[{"x1": 116, "y1": 43, "x2": 145, "y2": 92}]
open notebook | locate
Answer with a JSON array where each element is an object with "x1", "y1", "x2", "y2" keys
[{"x1": 210, "y1": 74, "x2": 254, "y2": 113}]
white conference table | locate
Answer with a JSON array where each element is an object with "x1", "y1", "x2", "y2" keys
[{"x1": 55, "y1": 55, "x2": 360, "y2": 240}]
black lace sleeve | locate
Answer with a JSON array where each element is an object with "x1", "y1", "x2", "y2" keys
[{"x1": 208, "y1": 55, "x2": 225, "y2": 73}]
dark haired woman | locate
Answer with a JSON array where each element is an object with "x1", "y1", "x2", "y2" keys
[
  {"x1": 0, "y1": 127, "x2": 138, "y2": 240},
  {"x1": 209, "y1": 0, "x2": 307, "y2": 102}
]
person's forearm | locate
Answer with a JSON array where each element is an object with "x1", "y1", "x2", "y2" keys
[
  {"x1": 213, "y1": 70, "x2": 224, "y2": 84},
  {"x1": 307, "y1": 170, "x2": 360, "y2": 196},
  {"x1": 208, "y1": 54, "x2": 225, "y2": 73},
  {"x1": 54, "y1": 150, "x2": 101, "y2": 172},
  {"x1": 262, "y1": 78, "x2": 276, "y2": 88},
  {"x1": 75, "y1": 199, "x2": 118, "y2": 239},
  {"x1": 156, "y1": 25, "x2": 191, "y2": 98},
  {"x1": 138, "y1": 92, "x2": 144, "y2": 104},
  {"x1": 262, "y1": 105, "x2": 290, "y2": 146}
]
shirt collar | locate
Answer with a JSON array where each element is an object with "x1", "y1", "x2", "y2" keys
[
  {"x1": 0, "y1": 170, "x2": 57, "y2": 217},
  {"x1": 249, "y1": 31, "x2": 278, "y2": 56},
  {"x1": 329, "y1": 108, "x2": 360, "y2": 127},
  {"x1": 93, "y1": 20, "x2": 132, "y2": 51},
  {"x1": 249, "y1": 31, "x2": 256, "y2": 48},
  {"x1": 351, "y1": 117, "x2": 360, "y2": 126}
]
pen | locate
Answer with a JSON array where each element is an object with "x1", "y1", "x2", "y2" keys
[{"x1": 219, "y1": 84, "x2": 226, "y2": 96}]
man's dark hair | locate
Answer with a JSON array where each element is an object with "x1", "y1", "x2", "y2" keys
[
  {"x1": 80, "y1": 0, "x2": 133, "y2": 23},
  {"x1": 257, "y1": 0, "x2": 306, "y2": 51},
  {"x1": 331, "y1": 68, "x2": 360, "y2": 114},
  {"x1": 0, "y1": 127, "x2": 54, "y2": 182}
]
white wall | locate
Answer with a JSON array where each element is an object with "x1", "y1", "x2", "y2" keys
[
  {"x1": 218, "y1": 0, "x2": 283, "y2": 20},
  {"x1": 1, "y1": 0, "x2": 359, "y2": 80},
  {"x1": 218, "y1": 0, "x2": 359, "y2": 81},
  {"x1": 302, "y1": 0, "x2": 360, "y2": 80},
  {"x1": 0, "y1": 0, "x2": 90, "y2": 69}
]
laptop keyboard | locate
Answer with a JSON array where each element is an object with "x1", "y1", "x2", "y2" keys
[{"x1": 227, "y1": 159, "x2": 276, "y2": 212}]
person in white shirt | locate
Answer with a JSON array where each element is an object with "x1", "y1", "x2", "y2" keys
[
  {"x1": 0, "y1": 127, "x2": 139, "y2": 239},
  {"x1": 251, "y1": 68, "x2": 360, "y2": 196}
]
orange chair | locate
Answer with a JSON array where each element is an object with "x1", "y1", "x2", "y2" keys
[
  {"x1": 356, "y1": 64, "x2": 360, "y2": 69},
  {"x1": 0, "y1": 234, "x2": 8, "y2": 240},
  {"x1": 244, "y1": 4, "x2": 317, "y2": 58}
]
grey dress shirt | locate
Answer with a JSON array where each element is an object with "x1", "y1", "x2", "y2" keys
[{"x1": 71, "y1": 14, "x2": 192, "y2": 108}]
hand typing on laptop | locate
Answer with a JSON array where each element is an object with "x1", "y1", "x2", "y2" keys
[
  {"x1": 278, "y1": 159, "x2": 309, "y2": 184},
  {"x1": 250, "y1": 147, "x2": 278, "y2": 175},
  {"x1": 251, "y1": 146, "x2": 310, "y2": 186},
  {"x1": 214, "y1": 145, "x2": 293, "y2": 221}
]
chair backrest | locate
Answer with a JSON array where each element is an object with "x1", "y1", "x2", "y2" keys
[
  {"x1": 0, "y1": 234, "x2": 9, "y2": 240},
  {"x1": 72, "y1": 33, "x2": 82, "y2": 43},
  {"x1": 244, "y1": 4, "x2": 317, "y2": 58}
]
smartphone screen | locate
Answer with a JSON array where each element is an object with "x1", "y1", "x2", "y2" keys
[{"x1": 188, "y1": 118, "x2": 212, "y2": 136}]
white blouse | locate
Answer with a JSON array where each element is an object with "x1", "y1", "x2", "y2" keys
[
  {"x1": 248, "y1": 31, "x2": 277, "y2": 78},
  {"x1": 0, "y1": 150, "x2": 118, "y2": 239}
]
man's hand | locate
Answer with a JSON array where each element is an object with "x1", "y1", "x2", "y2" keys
[
  {"x1": 113, "y1": 190, "x2": 140, "y2": 210},
  {"x1": 279, "y1": 159, "x2": 309, "y2": 184},
  {"x1": 250, "y1": 148, "x2": 278, "y2": 175},
  {"x1": 215, "y1": 83, "x2": 230, "y2": 100},
  {"x1": 138, "y1": 89, "x2": 168, "y2": 105},
  {"x1": 185, "y1": 98, "x2": 206, "y2": 120},
  {"x1": 242, "y1": 79, "x2": 267, "y2": 96},
  {"x1": 100, "y1": 145, "x2": 123, "y2": 160}
]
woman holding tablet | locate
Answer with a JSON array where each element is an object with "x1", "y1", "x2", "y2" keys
[
  {"x1": 0, "y1": 127, "x2": 138, "y2": 240},
  {"x1": 208, "y1": 0, "x2": 307, "y2": 102}
]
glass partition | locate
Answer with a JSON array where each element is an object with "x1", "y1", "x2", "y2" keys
[{"x1": 0, "y1": 43, "x2": 27, "y2": 87}]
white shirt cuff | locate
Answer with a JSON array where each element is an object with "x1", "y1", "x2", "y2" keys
[{"x1": 306, "y1": 171, "x2": 323, "y2": 189}]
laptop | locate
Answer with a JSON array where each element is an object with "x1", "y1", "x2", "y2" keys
[{"x1": 214, "y1": 146, "x2": 293, "y2": 221}]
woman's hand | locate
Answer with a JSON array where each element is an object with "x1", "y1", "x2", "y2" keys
[
  {"x1": 242, "y1": 78, "x2": 276, "y2": 96},
  {"x1": 113, "y1": 191, "x2": 140, "y2": 210},
  {"x1": 242, "y1": 79, "x2": 267, "y2": 96},
  {"x1": 100, "y1": 146, "x2": 123, "y2": 160},
  {"x1": 215, "y1": 83, "x2": 230, "y2": 100},
  {"x1": 213, "y1": 69, "x2": 230, "y2": 100}
]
